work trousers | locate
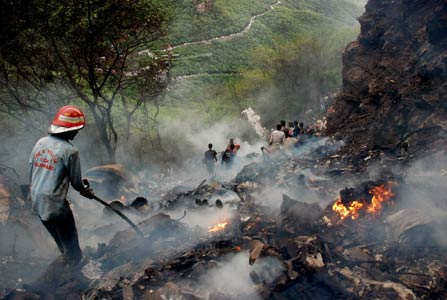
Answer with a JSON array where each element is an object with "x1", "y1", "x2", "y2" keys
[{"x1": 41, "y1": 201, "x2": 82, "y2": 263}]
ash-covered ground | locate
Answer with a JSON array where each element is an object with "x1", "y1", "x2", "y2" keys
[{"x1": 1, "y1": 135, "x2": 446, "y2": 300}]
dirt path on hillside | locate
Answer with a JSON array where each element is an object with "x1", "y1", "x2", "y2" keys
[
  {"x1": 172, "y1": 1, "x2": 281, "y2": 50},
  {"x1": 173, "y1": 72, "x2": 241, "y2": 81}
]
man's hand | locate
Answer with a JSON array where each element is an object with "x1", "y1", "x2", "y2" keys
[
  {"x1": 80, "y1": 187, "x2": 95, "y2": 199},
  {"x1": 81, "y1": 179, "x2": 95, "y2": 199}
]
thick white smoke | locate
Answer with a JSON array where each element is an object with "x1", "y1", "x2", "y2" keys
[{"x1": 197, "y1": 252, "x2": 284, "y2": 300}]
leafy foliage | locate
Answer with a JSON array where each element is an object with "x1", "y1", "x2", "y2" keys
[
  {"x1": 0, "y1": 0, "x2": 172, "y2": 162},
  {"x1": 0, "y1": 0, "x2": 364, "y2": 169}
]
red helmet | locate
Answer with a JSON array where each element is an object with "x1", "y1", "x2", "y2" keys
[{"x1": 48, "y1": 105, "x2": 86, "y2": 134}]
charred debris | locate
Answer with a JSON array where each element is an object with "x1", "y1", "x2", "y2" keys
[
  {"x1": 1, "y1": 134, "x2": 446, "y2": 300},
  {"x1": 2, "y1": 0, "x2": 447, "y2": 298}
]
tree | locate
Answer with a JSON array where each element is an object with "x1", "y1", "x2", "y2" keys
[{"x1": 0, "y1": 0, "x2": 172, "y2": 162}]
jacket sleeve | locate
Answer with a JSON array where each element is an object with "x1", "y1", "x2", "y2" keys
[{"x1": 68, "y1": 151, "x2": 85, "y2": 192}]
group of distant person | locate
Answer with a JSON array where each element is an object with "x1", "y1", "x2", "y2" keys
[
  {"x1": 203, "y1": 138, "x2": 240, "y2": 177},
  {"x1": 266, "y1": 119, "x2": 327, "y2": 152},
  {"x1": 202, "y1": 119, "x2": 327, "y2": 178}
]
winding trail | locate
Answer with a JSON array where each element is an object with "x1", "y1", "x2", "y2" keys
[
  {"x1": 134, "y1": 1, "x2": 281, "y2": 77},
  {"x1": 173, "y1": 72, "x2": 241, "y2": 81},
  {"x1": 171, "y1": 1, "x2": 281, "y2": 50}
]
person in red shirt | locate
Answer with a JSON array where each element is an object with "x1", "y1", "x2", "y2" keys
[{"x1": 226, "y1": 138, "x2": 240, "y2": 154}]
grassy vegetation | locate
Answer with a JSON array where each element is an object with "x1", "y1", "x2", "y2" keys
[
  {"x1": 281, "y1": 0, "x2": 364, "y2": 25},
  {"x1": 164, "y1": 74, "x2": 246, "y2": 122},
  {"x1": 157, "y1": 0, "x2": 363, "y2": 126},
  {"x1": 168, "y1": 0, "x2": 277, "y2": 44},
  {"x1": 169, "y1": 7, "x2": 342, "y2": 76},
  {"x1": 0, "y1": 0, "x2": 366, "y2": 170}
]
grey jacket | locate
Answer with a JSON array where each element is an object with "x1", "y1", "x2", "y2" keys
[{"x1": 29, "y1": 135, "x2": 85, "y2": 220}]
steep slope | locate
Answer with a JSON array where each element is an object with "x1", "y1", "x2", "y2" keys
[
  {"x1": 327, "y1": 0, "x2": 447, "y2": 159},
  {"x1": 161, "y1": 0, "x2": 364, "y2": 123},
  {"x1": 169, "y1": 0, "x2": 363, "y2": 76}
]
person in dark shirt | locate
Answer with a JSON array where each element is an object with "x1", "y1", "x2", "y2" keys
[
  {"x1": 204, "y1": 143, "x2": 218, "y2": 177},
  {"x1": 292, "y1": 120, "x2": 300, "y2": 137},
  {"x1": 222, "y1": 144, "x2": 235, "y2": 169},
  {"x1": 280, "y1": 120, "x2": 289, "y2": 138},
  {"x1": 288, "y1": 121, "x2": 295, "y2": 137}
]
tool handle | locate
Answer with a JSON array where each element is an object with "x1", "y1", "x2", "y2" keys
[
  {"x1": 82, "y1": 179, "x2": 144, "y2": 238},
  {"x1": 93, "y1": 195, "x2": 145, "y2": 238}
]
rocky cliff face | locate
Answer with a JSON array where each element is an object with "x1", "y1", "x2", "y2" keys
[{"x1": 327, "y1": 0, "x2": 447, "y2": 159}]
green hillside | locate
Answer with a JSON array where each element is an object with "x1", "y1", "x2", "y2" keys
[
  {"x1": 158, "y1": 0, "x2": 364, "y2": 124},
  {"x1": 169, "y1": 0, "x2": 277, "y2": 44},
  {"x1": 0, "y1": 0, "x2": 366, "y2": 167}
]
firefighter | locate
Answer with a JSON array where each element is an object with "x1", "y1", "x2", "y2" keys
[{"x1": 29, "y1": 105, "x2": 95, "y2": 266}]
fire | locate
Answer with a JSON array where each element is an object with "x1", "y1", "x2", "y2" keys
[
  {"x1": 367, "y1": 183, "x2": 395, "y2": 215},
  {"x1": 208, "y1": 221, "x2": 229, "y2": 233},
  {"x1": 332, "y1": 199, "x2": 364, "y2": 221},
  {"x1": 332, "y1": 182, "x2": 395, "y2": 221}
]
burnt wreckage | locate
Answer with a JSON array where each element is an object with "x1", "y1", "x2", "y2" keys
[
  {"x1": 1, "y1": 133, "x2": 446, "y2": 300},
  {"x1": 1, "y1": 0, "x2": 447, "y2": 299}
]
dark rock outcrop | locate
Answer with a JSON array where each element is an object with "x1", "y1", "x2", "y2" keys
[{"x1": 327, "y1": 0, "x2": 447, "y2": 158}]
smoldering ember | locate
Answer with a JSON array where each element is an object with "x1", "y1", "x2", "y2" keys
[{"x1": 0, "y1": 0, "x2": 446, "y2": 300}]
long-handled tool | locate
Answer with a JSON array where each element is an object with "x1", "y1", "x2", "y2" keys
[{"x1": 83, "y1": 179, "x2": 145, "y2": 238}]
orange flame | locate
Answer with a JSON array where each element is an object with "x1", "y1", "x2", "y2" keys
[
  {"x1": 332, "y1": 182, "x2": 395, "y2": 221},
  {"x1": 332, "y1": 199, "x2": 364, "y2": 220},
  {"x1": 208, "y1": 221, "x2": 229, "y2": 233},
  {"x1": 367, "y1": 183, "x2": 395, "y2": 215}
]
